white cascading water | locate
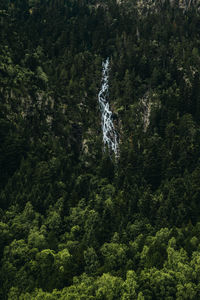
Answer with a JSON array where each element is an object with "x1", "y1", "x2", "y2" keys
[{"x1": 98, "y1": 58, "x2": 119, "y2": 158}]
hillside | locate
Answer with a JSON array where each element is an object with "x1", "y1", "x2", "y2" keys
[{"x1": 1, "y1": 0, "x2": 200, "y2": 299}]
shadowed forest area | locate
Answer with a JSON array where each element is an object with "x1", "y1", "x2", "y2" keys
[{"x1": 1, "y1": 0, "x2": 200, "y2": 299}]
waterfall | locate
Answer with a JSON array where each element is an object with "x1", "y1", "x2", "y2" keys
[{"x1": 98, "y1": 58, "x2": 119, "y2": 158}]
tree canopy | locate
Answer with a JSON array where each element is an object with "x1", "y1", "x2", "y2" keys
[{"x1": 1, "y1": 0, "x2": 200, "y2": 299}]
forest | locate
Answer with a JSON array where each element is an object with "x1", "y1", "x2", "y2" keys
[{"x1": 1, "y1": 0, "x2": 200, "y2": 299}]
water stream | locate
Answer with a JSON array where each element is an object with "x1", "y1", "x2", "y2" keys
[{"x1": 98, "y1": 58, "x2": 119, "y2": 158}]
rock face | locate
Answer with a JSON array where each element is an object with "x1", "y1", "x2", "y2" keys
[
  {"x1": 135, "y1": 0, "x2": 200, "y2": 15},
  {"x1": 140, "y1": 92, "x2": 152, "y2": 133}
]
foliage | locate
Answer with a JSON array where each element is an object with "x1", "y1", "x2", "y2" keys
[{"x1": 1, "y1": 0, "x2": 200, "y2": 299}]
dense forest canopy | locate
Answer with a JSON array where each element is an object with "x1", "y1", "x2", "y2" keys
[{"x1": 1, "y1": 0, "x2": 200, "y2": 299}]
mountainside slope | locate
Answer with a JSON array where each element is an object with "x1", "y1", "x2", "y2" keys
[{"x1": 1, "y1": 0, "x2": 200, "y2": 299}]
